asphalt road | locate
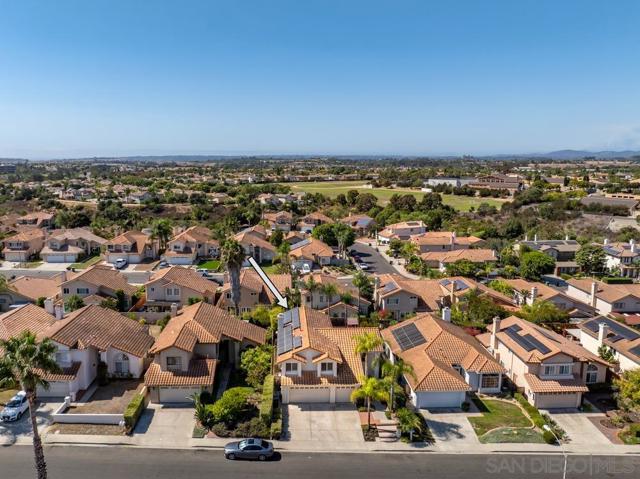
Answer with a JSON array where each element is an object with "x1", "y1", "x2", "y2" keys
[
  {"x1": 350, "y1": 242, "x2": 397, "y2": 275},
  {"x1": 3, "y1": 446, "x2": 640, "y2": 479}
]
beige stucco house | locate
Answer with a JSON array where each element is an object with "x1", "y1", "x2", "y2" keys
[{"x1": 144, "y1": 266, "x2": 218, "y2": 312}]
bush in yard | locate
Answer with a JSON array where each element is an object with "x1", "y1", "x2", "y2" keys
[
  {"x1": 514, "y1": 393, "x2": 545, "y2": 428},
  {"x1": 233, "y1": 416, "x2": 270, "y2": 438},
  {"x1": 199, "y1": 390, "x2": 214, "y2": 405},
  {"x1": 240, "y1": 345, "x2": 273, "y2": 389},
  {"x1": 543, "y1": 429, "x2": 557, "y2": 445},
  {"x1": 208, "y1": 387, "x2": 254, "y2": 425},
  {"x1": 259, "y1": 374, "x2": 274, "y2": 425},
  {"x1": 270, "y1": 418, "x2": 282, "y2": 439},
  {"x1": 124, "y1": 393, "x2": 146, "y2": 431}
]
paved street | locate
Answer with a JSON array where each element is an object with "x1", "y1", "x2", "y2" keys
[
  {"x1": 350, "y1": 241, "x2": 397, "y2": 275},
  {"x1": 2, "y1": 446, "x2": 639, "y2": 479}
]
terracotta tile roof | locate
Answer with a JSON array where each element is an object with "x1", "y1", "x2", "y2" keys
[
  {"x1": 0, "y1": 304, "x2": 57, "y2": 341},
  {"x1": 46, "y1": 228, "x2": 107, "y2": 244},
  {"x1": 150, "y1": 302, "x2": 266, "y2": 354},
  {"x1": 3, "y1": 228, "x2": 45, "y2": 243},
  {"x1": 148, "y1": 266, "x2": 218, "y2": 296},
  {"x1": 381, "y1": 313, "x2": 504, "y2": 392},
  {"x1": 106, "y1": 230, "x2": 152, "y2": 253},
  {"x1": 9, "y1": 274, "x2": 64, "y2": 301},
  {"x1": 567, "y1": 278, "x2": 640, "y2": 304},
  {"x1": 263, "y1": 211, "x2": 293, "y2": 223},
  {"x1": 420, "y1": 248, "x2": 496, "y2": 264},
  {"x1": 170, "y1": 226, "x2": 218, "y2": 245},
  {"x1": 301, "y1": 212, "x2": 333, "y2": 224},
  {"x1": 38, "y1": 361, "x2": 82, "y2": 382},
  {"x1": 234, "y1": 230, "x2": 275, "y2": 252},
  {"x1": 302, "y1": 273, "x2": 371, "y2": 305},
  {"x1": 218, "y1": 269, "x2": 291, "y2": 305},
  {"x1": 144, "y1": 359, "x2": 217, "y2": 387},
  {"x1": 43, "y1": 305, "x2": 154, "y2": 358},
  {"x1": 410, "y1": 231, "x2": 483, "y2": 247},
  {"x1": 375, "y1": 274, "x2": 443, "y2": 311},
  {"x1": 524, "y1": 373, "x2": 589, "y2": 393},
  {"x1": 61, "y1": 264, "x2": 138, "y2": 296},
  {"x1": 289, "y1": 238, "x2": 334, "y2": 259}
]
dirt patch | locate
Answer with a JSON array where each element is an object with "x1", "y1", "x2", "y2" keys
[
  {"x1": 69, "y1": 380, "x2": 143, "y2": 415},
  {"x1": 48, "y1": 423, "x2": 125, "y2": 436}
]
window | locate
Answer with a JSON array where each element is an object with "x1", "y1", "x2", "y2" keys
[
  {"x1": 543, "y1": 365, "x2": 555, "y2": 376},
  {"x1": 63, "y1": 288, "x2": 70, "y2": 294},
  {"x1": 613, "y1": 302, "x2": 624, "y2": 309},
  {"x1": 76, "y1": 288, "x2": 89, "y2": 295},
  {"x1": 284, "y1": 363, "x2": 298, "y2": 374},
  {"x1": 452, "y1": 364, "x2": 464, "y2": 376},
  {"x1": 114, "y1": 353, "x2": 130, "y2": 375},
  {"x1": 586, "y1": 364, "x2": 599, "y2": 384},
  {"x1": 166, "y1": 356, "x2": 182, "y2": 371},
  {"x1": 558, "y1": 365, "x2": 571, "y2": 375},
  {"x1": 481, "y1": 374, "x2": 500, "y2": 389},
  {"x1": 320, "y1": 362, "x2": 334, "y2": 374},
  {"x1": 55, "y1": 351, "x2": 70, "y2": 365}
]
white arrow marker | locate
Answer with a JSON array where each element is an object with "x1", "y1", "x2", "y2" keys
[{"x1": 247, "y1": 256, "x2": 289, "y2": 309}]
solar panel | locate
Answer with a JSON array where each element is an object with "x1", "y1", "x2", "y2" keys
[
  {"x1": 391, "y1": 323, "x2": 427, "y2": 351},
  {"x1": 588, "y1": 318, "x2": 640, "y2": 341},
  {"x1": 382, "y1": 282, "x2": 399, "y2": 294},
  {"x1": 439, "y1": 279, "x2": 451, "y2": 287},
  {"x1": 510, "y1": 324, "x2": 522, "y2": 332},
  {"x1": 629, "y1": 345, "x2": 640, "y2": 357},
  {"x1": 504, "y1": 326, "x2": 535, "y2": 352},
  {"x1": 454, "y1": 279, "x2": 469, "y2": 291},
  {"x1": 522, "y1": 334, "x2": 551, "y2": 355}
]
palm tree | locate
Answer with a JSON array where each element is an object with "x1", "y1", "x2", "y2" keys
[
  {"x1": 322, "y1": 283, "x2": 339, "y2": 306},
  {"x1": 335, "y1": 225, "x2": 352, "y2": 259},
  {"x1": 221, "y1": 238, "x2": 246, "y2": 316},
  {"x1": 350, "y1": 376, "x2": 387, "y2": 428},
  {"x1": 395, "y1": 407, "x2": 422, "y2": 442},
  {"x1": 352, "y1": 271, "x2": 371, "y2": 315},
  {"x1": 0, "y1": 331, "x2": 61, "y2": 479},
  {"x1": 354, "y1": 332, "x2": 383, "y2": 377},
  {"x1": 277, "y1": 241, "x2": 291, "y2": 271},
  {"x1": 380, "y1": 358, "x2": 416, "y2": 412},
  {"x1": 151, "y1": 219, "x2": 173, "y2": 252}
]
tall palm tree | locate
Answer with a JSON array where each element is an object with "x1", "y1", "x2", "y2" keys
[
  {"x1": 277, "y1": 241, "x2": 291, "y2": 272},
  {"x1": 352, "y1": 271, "x2": 371, "y2": 315},
  {"x1": 0, "y1": 331, "x2": 61, "y2": 479},
  {"x1": 354, "y1": 332, "x2": 383, "y2": 377},
  {"x1": 350, "y1": 376, "x2": 387, "y2": 428},
  {"x1": 151, "y1": 219, "x2": 173, "y2": 252},
  {"x1": 380, "y1": 358, "x2": 416, "y2": 412},
  {"x1": 322, "y1": 283, "x2": 339, "y2": 305},
  {"x1": 221, "y1": 238, "x2": 246, "y2": 316}
]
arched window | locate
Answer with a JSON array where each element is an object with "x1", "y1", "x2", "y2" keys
[
  {"x1": 586, "y1": 363, "x2": 598, "y2": 384},
  {"x1": 115, "y1": 353, "x2": 130, "y2": 375}
]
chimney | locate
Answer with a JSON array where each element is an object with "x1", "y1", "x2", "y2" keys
[
  {"x1": 590, "y1": 281, "x2": 598, "y2": 307},
  {"x1": 44, "y1": 298, "x2": 55, "y2": 315},
  {"x1": 631, "y1": 239, "x2": 636, "y2": 253},
  {"x1": 604, "y1": 238, "x2": 609, "y2": 245},
  {"x1": 54, "y1": 304, "x2": 64, "y2": 321},
  {"x1": 598, "y1": 322, "x2": 609, "y2": 346},
  {"x1": 490, "y1": 316, "x2": 501, "y2": 351},
  {"x1": 534, "y1": 234, "x2": 538, "y2": 242},
  {"x1": 530, "y1": 287, "x2": 538, "y2": 304},
  {"x1": 441, "y1": 307, "x2": 451, "y2": 322},
  {"x1": 524, "y1": 234, "x2": 528, "y2": 241},
  {"x1": 565, "y1": 234, "x2": 569, "y2": 241},
  {"x1": 171, "y1": 303, "x2": 179, "y2": 317},
  {"x1": 450, "y1": 280, "x2": 457, "y2": 305},
  {"x1": 373, "y1": 276, "x2": 381, "y2": 301}
]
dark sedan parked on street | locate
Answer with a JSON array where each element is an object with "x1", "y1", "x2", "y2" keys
[{"x1": 224, "y1": 438, "x2": 275, "y2": 461}]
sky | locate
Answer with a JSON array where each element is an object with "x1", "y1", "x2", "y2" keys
[{"x1": 1, "y1": 0, "x2": 640, "y2": 159}]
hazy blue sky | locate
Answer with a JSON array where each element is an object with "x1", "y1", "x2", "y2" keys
[{"x1": 1, "y1": 0, "x2": 639, "y2": 158}]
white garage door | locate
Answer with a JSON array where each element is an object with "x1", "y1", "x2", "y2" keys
[
  {"x1": 168, "y1": 257, "x2": 193, "y2": 265},
  {"x1": 159, "y1": 386, "x2": 201, "y2": 403},
  {"x1": 45, "y1": 255, "x2": 66, "y2": 263},
  {"x1": 534, "y1": 393, "x2": 579, "y2": 409},
  {"x1": 288, "y1": 388, "x2": 330, "y2": 403},
  {"x1": 414, "y1": 391, "x2": 465, "y2": 409},
  {"x1": 335, "y1": 387, "x2": 355, "y2": 403}
]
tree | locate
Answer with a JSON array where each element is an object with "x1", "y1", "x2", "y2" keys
[
  {"x1": 354, "y1": 332, "x2": 383, "y2": 377},
  {"x1": 269, "y1": 228, "x2": 284, "y2": 247},
  {"x1": 277, "y1": 241, "x2": 291, "y2": 272},
  {"x1": 350, "y1": 377, "x2": 387, "y2": 428},
  {"x1": 64, "y1": 294, "x2": 85, "y2": 312},
  {"x1": 352, "y1": 271, "x2": 372, "y2": 312},
  {"x1": 335, "y1": 223, "x2": 356, "y2": 258},
  {"x1": 380, "y1": 358, "x2": 416, "y2": 412},
  {"x1": 445, "y1": 259, "x2": 480, "y2": 278},
  {"x1": 0, "y1": 331, "x2": 62, "y2": 479},
  {"x1": 519, "y1": 251, "x2": 555, "y2": 280},
  {"x1": 575, "y1": 245, "x2": 607, "y2": 275},
  {"x1": 221, "y1": 238, "x2": 246, "y2": 315},
  {"x1": 519, "y1": 300, "x2": 569, "y2": 325},
  {"x1": 614, "y1": 369, "x2": 640, "y2": 413},
  {"x1": 598, "y1": 344, "x2": 617, "y2": 363},
  {"x1": 395, "y1": 407, "x2": 422, "y2": 442},
  {"x1": 355, "y1": 193, "x2": 378, "y2": 213},
  {"x1": 240, "y1": 345, "x2": 274, "y2": 389},
  {"x1": 151, "y1": 219, "x2": 173, "y2": 251}
]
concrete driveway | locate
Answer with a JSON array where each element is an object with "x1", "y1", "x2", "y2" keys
[
  {"x1": 0, "y1": 401, "x2": 60, "y2": 446},
  {"x1": 283, "y1": 403, "x2": 363, "y2": 448},
  {"x1": 133, "y1": 404, "x2": 195, "y2": 447},
  {"x1": 421, "y1": 409, "x2": 480, "y2": 450},
  {"x1": 543, "y1": 410, "x2": 612, "y2": 445}
]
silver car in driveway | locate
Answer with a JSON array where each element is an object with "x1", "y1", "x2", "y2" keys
[{"x1": 224, "y1": 438, "x2": 274, "y2": 461}]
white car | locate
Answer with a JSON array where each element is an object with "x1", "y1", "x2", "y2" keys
[
  {"x1": 114, "y1": 258, "x2": 127, "y2": 269},
  {"x1": 357, "y1": 262, "x2": 370, "y2": 270},
  {"x1": 1, "y1": 391, "x2": 29, "y2": 422}
]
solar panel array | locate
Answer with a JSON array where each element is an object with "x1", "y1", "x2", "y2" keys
[
  {"x1": 276, "y1": 308, "x2": 302, "y2": 355},
  {"x1": 583, "y1": 318, "x2": 640, "y2": 342},
  {"x1": 629, "y1": 345, "x2": 640, "y2": 357},
  {"x1": 382, "y1": 281, "x2": 399, "y2": 294},
  {"x1": 439, "y1": 278, "x2": 469, "y2": 291},
  {"x1": 391, "y1": 323, "x2": 427, "y2": 351},
  {"x1": 290, "y1": 239, "x2": 311, "y2": 251},
  {"x1": 503, "y1": 326, "x2": 551, "y2": 354}
]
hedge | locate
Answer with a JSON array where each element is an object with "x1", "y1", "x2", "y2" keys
[
  {"x1": 602, "y1": 277, "x2": 633, "y2": 284},
  {"x1": 514, "y1": 393, "x2": 545, "y2": 429},
  {"x1": 270, "y1": 418, "x2": 282, "y2": 440},
  {"x1": 260, "y1": 374, "x2": 274, "y2": 425},
  {"x1": 124, "y1": 393, "x2": 146, "y2": 431}
]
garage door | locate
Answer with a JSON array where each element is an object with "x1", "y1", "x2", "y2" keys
[
  {"x1": 288, "y1": 388, "x2": 330, "y2": 403},
  {"x1": 534, "y1": 393, "x2": 580, "y2": 409},
  {"x1": 335, "y1": 387, "x2": 355, "y2": 403},
  {"x1": 159, "y1": 386, "x2": 201, "y2": 403},
  {"x1": 168, "y1": 257, "x2": 193, "y2": 265},
  {"x1": 45, "y1": 255, "x2": 66, "y2": 263},
  {"x1": 414, "y1": 391, "x2": 465, "y2": 409}
]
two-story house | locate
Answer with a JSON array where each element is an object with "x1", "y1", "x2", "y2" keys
[
  {"x1": 144, "y1": 302, "x2": 266, "y2": 403},
  {"x1": 37, "y1": 304, "x2": 154, "y2": 399},
  {"x1": 40, "y1": 228, "x2": 107, "y2": 263},
  {"x1": 420, "y1": 248, "x2": 498, "y2": 272},
  {"x1": 276, "y1": 307, "x2": 383, "y2": 404},
  {"x1": 516, "y1": 237, "x2": 580, "y2": 275},
  {"x1": 299, "y1": 273, "x2": 371, "y2": 325},
  {"x1": 602, "y1": 240, "x2": 640, "y2": 278},
  {"x1": 382, "y1": 312, "x2": 505, "y2": 408},
  {"x1": 565, "y1": 278, "x2": 640, "y2": 315},
  {"x1": 477, "y1": 316, "x2": 609, "y2": 408},
  {"x1": 105, "y1": 230, "x2": 158, "y2": 265},
  {"x1": 60, "y1": 264, "x2": 138, "y2": 310},
  {"x1": 339, "y1": 214, "x2": 376, "y2": 237},
  {"x1": 289, "y1": 238, "x2": 335, "y2": 270},
  {"x1": 234, "y1": 228, "x2": 276, "y2": 264},
  {"x1": 164, "y1": 226, "x2": 220, "y2": 265},
  {"x1": 577, "y1": 317, "x2": 640, "y2": 372},
  {"x1": 144, "y1": 266, "x2": 218, "y2": 312},
  {"x1": 263, "y1": 211, "x2": 294, "y2": 233},
  {"x1": 377, "y1": 221, "x2": 426, "y2": 244},
  {"x1": 409, "y1": 231, "x2": 484, "y2": 254},
  {"x1": 0, "y1": 273, "x2": 66, "y2": 312},
  {"x1": 298, "y1": 212, "x2": 333, "y2": 234},
  {"x1": 216, "y1": 269, "x2": 291, "y2": 314},
  {"x1": 0, "y1": 303, "x2": 56, "y2": 342},
  {"x1": 15, "y1": 212, "x2": 55, "y2": 229},
  {"x1": 2, "y1": 228, "x2": 45, "y2": 262}
]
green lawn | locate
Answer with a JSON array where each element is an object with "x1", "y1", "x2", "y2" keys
[
  {"x1": 197, "y1": 259, "x2": 221, "y2": 270},
  {"x1": 279, "y1": 181, "x2": 506, "y2": 211},
  {"x1": 16, "y1": 261, "x2": 43, "y2": 269},
  {"x1": 70, "y1": 255, "x2": 102, "y2": 270},
  {"x1": 468, "y1": 398, "x2": 533, "y2": 437},
  {"x1": 0, "y1": 389, "x2": 19, "y2": 406},
  {"x1": 261, "y1": 263, "x2": 280, "y2": 275},
  {"x1": 480, "y1": 427, "x2": 545, "y2": 444}
]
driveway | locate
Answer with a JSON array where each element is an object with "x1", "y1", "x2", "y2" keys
[
  {"x1": 420, "y1": 409, "x2": 480, "y2": 450},
  {"x1": 0, "y1": 401, "x2": 61, "y2": 446},
  {"x1": 133, "y1": 404, "x2": 195, "y2": 446},
  {"x1": 542, "y1": 409, "x2": 612, "y2": 445},
  {"x1": 350, "y1": 242, "x2": 397, "y2": 275},
  {"x1": 283, "y1": 403, "x2": 363, "y2": 448}
]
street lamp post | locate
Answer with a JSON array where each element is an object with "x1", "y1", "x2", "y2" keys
[{"x1": 543, "y1": 424, "x2": 567, "y2": 479}]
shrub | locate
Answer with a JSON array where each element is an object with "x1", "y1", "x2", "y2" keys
[
  {"x1": 602, "y1": 277, "x2": 633, "y2": 284},
  {"x1": 259, "y1": 374, "x2": 274, "y2": 425},
  {"x1": 543, "y1": 430, "x2": 557, "y2": 444},
  {"x1": 461, "y1": 401, "x2": 470, "y2": 412},
  {"x1": 240, "y1": 345, "x2": 273, "y2": 389},
  {"x1": 124, "y1": 393, "x2": 146, "y2": 431},
  {"x1": 234, "y1": 416, "x2": 270, "y2": 438},
  {"x1": 515, "y1": 393, "x2": 545, "y2": 428},
  {"x1": 199, "y1": 390, "x2": 214, "y2": 405},
  {"x1": 270, "y1": 418, "x2": 282, "y2": 439},
  {"x1": 208, "y1": 387, "x2": 254, "y2": 425}
]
